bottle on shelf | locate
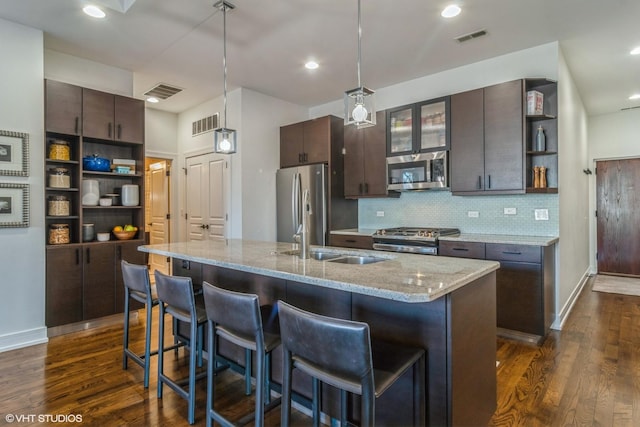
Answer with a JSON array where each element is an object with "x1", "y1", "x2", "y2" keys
[{"x1": 535, "y1": 125, "x2": 546, "y2": 152}]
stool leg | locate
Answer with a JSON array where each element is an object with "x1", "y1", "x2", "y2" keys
[
  {"x1": 312, "y1": 377, "x2": 321, "y2": 427},
  {"x1": 340, "y1": 389, "x2": 347, "y2": 426},
  {"x1": 361, "y1": 379, "x2": 375, "y2": 427},
  {"x1": 255, "y1": 351, "x2": 265, "y2": 427},
  {"x1": 197, "y1": 323, "x2": 204, "y2": 368},
  {"x1": 143, "y1": 298, "x2": 153, "y2": 388},
  {"x1": 187, "y1": 319, "x2": 197, "y2": 424},
  {"x1": 122, "y1": 289, "x2": 130, "y2": 370},
  {"x1": 157, "y1": 304, "x2": 166, "y2": 399},
  {"x1": 264, "y1": 352, "x2": 272, "y2": 405},
  {"x1": 245, "y1": 349, "x2": 252, "y2": 395},
  {"x1": 206, "y1": 321, "x2": 215, "y2": 427},
  {"x1": 281, "y1": 348, "x2": 293, "y2": 427}
]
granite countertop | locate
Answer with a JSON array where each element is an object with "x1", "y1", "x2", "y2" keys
[
  {"x1": 440, "y1": 233, "x2": 559, "y2": 246},
  {"x1": 139, "y1": 240, "x2": 499, "y2": 303}
]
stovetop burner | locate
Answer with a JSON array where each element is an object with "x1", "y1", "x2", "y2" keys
[{"x1": 374, "y1": 227, "x2": 460, "y2": 240}]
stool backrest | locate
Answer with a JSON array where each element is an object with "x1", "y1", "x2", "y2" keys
[
  {"x1": 154, "y1": 270, "x2": 195, "y2": 314},
  {"x1": 121, "y1": 260, "x2": 151, "y2": 295},
  {"x1": 278, "y1": 300, "x2": 373, "y2": 388},
  {"x1": 202, "y1": 281, "x2": 263, "y2": 344}
]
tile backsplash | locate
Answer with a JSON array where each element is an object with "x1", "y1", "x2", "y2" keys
[{"x1": 358, "y1": 191, "x2": 558, "y2": 236}]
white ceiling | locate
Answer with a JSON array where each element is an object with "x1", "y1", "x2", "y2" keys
[{"x1": 1, "y1": 0, "x2": 639, "y2": 116}]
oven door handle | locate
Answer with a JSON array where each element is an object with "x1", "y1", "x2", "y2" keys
[{"x1": 373, "y1": 243, "x2": 438, "y2": 255}]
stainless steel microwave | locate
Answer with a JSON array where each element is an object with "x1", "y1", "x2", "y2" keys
[{"x1": 387, "y1": 151, "x2": 448, "y2": 191}]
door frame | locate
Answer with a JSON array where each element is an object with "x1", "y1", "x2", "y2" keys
[
  {"x1": 590, "y1": 155, "x2": 640, "y2": 274},
  {"x1": 182, "y1": 148, "x2": 232, "y2": 242}
]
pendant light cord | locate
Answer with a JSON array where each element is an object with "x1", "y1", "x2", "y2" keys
[
  {"x1": 222, "y1": 4, "x2": 228, "y2": 129},
  {"x1": 357, "y1": 0, "x2": 362, "y2": 88}
]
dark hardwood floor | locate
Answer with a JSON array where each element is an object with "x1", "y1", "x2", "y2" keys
[{"x1": 1, "y1": 276, "x2": 639, "y2": 426}]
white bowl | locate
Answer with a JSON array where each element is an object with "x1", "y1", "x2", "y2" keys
[
  {"x1": 96, "y1": 232, "x2": 110, "y2": 242},
  {"x1": 99, "y1": 198, "x2": 112, "y2": 206}
]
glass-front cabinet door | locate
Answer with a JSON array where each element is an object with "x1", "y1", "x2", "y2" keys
[
  {"x1": 387, "y1": 106, "x2": 413, "y2": 155},
  {"x1": 386, "y1": 96, "x2": 450, "y2": 156}
]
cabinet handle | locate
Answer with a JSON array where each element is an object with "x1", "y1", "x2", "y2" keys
[
  {"x1": 345, "y1": 239, "x2": 357, "y2": 243},
  {"x1": 364, "y1": 183, "x2": 369, "y2": 194},
  {"x1": 477, "y1": 176, "x2": 482, "y2": 189},
  {"x1": 108, "y1": 122, "x2": 112, "y2": 138},
  {"x1": 452, "y1": 248, "x2": 469, "y2": 252},
  {"x1": 76, "y1": 248, "x2": 80, "y2": 265},
  {"x1": 117, "y1": 124, "x2": 122, "y2": 140},
  {"x1": 502, "y1": 251, "x2": 522, "y2": 255},
  {"x1": 487, "y1": 175, "x2": 492, "y2": 189},
  {"x1": 117, "y1": 245, "x2": 122, "y2": 259},
  {"x1": 298, "y1": 153, "x2": 302, "y2": 163},
  {"x1": 86, "y1": 247, "x2": 90, "y2": 264},
  {"x1": 359, "y1": 183, "x2": 363, "y2": 194},
  {"x1": 74, "y1": 117, "x2": 79, "y2": 134}
]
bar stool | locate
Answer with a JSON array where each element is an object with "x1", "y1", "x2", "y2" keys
[
  {"x1": 122, "y1": 260, "x2": 164, "y2": 388},
  {"x1": 202, "y1": 281, "x2": 281, "y2": 427},
  {"x1": 277, "y1": 300, "x2": 426, "y2": 427},
  {"x1": 155, "y1": 270, "x2": 208, "y2": 425}
]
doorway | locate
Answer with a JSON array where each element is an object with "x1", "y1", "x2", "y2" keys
[
  {"x1": 185, "y1": 152, "x2": 228, "y2": 241},
  {"x1": 596, "y1": 157, "x2": 640, "y2": 277},
  {"x1": 145, "y1": 157, "x2": 171, "y2": 278}
]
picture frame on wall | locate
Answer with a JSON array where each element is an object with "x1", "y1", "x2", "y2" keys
[
  {"x1": 0, "y1": 183, "x2": 29, "y2": 228},
  {"x1": 0, "y1": 130, "x2": 29, "y2": 177}
]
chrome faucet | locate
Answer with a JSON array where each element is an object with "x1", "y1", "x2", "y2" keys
[{"x1": 293, "y1": 189, "x2": 311, "y2": 259}]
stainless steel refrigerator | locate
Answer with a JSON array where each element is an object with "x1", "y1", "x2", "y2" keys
[{"x1": 276, "y1": 164, "x2": 327, "y2": 245}]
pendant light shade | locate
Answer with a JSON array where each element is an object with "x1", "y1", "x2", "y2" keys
[
  {"x1": 213, "y1": 0, "x2": 237, "y2": 154},
  {"x1": 344, "y1": 0, "x2": 376, "y2": 128}
]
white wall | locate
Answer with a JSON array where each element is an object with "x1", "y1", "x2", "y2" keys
[
  {"x1": 555, "y1": 49, "x2": 591, "y2": 327},
  {"x1": 588, "y1": 108, "x2": 640, "y2": 273},
  {"x1": 0, "y1": 19, "x2": 47, "y2": 351}
]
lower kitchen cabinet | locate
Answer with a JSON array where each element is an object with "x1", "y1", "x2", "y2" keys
[
  {"x1": 330, "y1": 233, "x2": 373, "y2": 250},
  {"x1": 440, "y1": 240, "x2": 555, "y2": 342},
  {"x1": 46, "y1": 240, "x2": 146, "y2": 328}
]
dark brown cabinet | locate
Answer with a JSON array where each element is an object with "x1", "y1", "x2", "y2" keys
[
  {"x1": 450, "y1": 80, "x2": 525, "y2": 195},
  {"x1": 46, "y1": 245, "x2": 83, "y2": 327},
  {"x1": 440, "y1": 240, "x2": 555, "y2": 342},
  {"x1": 83, "y1": 244, "x2": 116, "y2": 320},
  {"x1": 83, "y1": 88, "x2": 145, "y2": 144},
  {"x1": 344, "y1": 111, "x2": 390, "y2": 198},
  {"x1": 45, "y1": 80, "x2": 82, "y2": 135},
  {"x1": 280, "y1": 116, "x2": 331, "y2": 168},
  {"x1": 330, "y1": 233, "x2": 373, "y2": 250}
]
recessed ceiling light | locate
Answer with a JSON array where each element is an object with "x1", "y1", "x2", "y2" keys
[
  {"x1": 83, "y1": 5, "x2": 106, "y2": 18},
  {"x1": 629, "y1": 94, "x2": 640, "y2": 100},
  {"x1": 441, "y1": 4, "x2": 462, "y2": 18},
  {"x1": 146, "y1": 97, "x2": 159, "y2": 103},
  {"x1": 630, "y1": 47, "x2": 640, "y2": 55},
  {"x1": 305, "y1": 61, "x2": 319, "y2": 70}
]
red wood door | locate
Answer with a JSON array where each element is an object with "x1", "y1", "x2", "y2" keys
[{"x1": 597, "y1": 158, "x2": 640, "y2": 276}]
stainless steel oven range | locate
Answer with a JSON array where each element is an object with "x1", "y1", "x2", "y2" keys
[{"x1": 372, "y1": 227, "x2": 460, "y2": 255}]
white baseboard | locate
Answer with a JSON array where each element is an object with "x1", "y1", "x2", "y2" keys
[
  {"x1": 0, "y1": 327, "x2": 48, "y2": 353},
  {"x1": 551, "y1": 268, "x2": 591, "y2": 330}
]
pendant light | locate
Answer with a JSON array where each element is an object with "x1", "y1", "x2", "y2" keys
[
  {"x1": 344, "y1": 0, "x2": 376, "y2": 128},
  {"x1": 214, "y1": 1, "x2": 237, "y2": 154}
]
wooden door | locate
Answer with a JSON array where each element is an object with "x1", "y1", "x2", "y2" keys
[
  {"x1": 343, "y1": 121, "x2": 365, "y2": 197},
  {"x1": 484, "y1": 80, "x2": 524, "y2": 192},
  {"x1": 450, "y1": 89, "x2": 485, "y2": 193},
  {"x1": 148, "y1": 160, "x2": 170, "y2": 277},
  {"x1": 597, "y1": 158, "x2": 640, "y2": 276},
  {"x1": 303, "y1": 116, "x2": 330, "y2": 164},
  {"x1": 185, "y1": 153, "x2": 228, "y2": 241},
  {"x1": 46, "y1": 246, "x2": 83, "y2": 327},
  {"x1": 83, "y1": 88, "x2": 114, "y2": 140},
  {"x1": 83, "y1": 244, "x2": 116, "y2": 320},
  {"x1": 45, "y1": 80, "x2": 82, "y2": 135},
  {"x1": 362, "y1": 111, "x2": 388, "y2": 196},
  {"x1": 280, "y1": 122, "x2": 304, "y2": 167},
  {"x1": 114, "y1": 96, "x2": 145, "y2": 144}
]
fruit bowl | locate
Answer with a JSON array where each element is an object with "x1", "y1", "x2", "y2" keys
[{"x1": 113, "y1": 230, "x2": 137, "y2": 240}]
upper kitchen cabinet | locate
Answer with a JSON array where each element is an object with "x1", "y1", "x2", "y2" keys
[
  {"x1": 344, "y1": 111, "x2": 393, "y2": 198},
  {"x1": 280, "y1": 116, "x2": 331, "y2": 168},
  {"x1": 450, "y1": 80, "x2": 525, "y2": 195},
  {"x1": 83, "y1": 88, "x2": 145, "y2": 144},
  {"x1": 45, "y1": 80, "x2": 82, "y2": 135},
  {"x1": 386, "y1": 97, "x2": 449, "y2": 156}
]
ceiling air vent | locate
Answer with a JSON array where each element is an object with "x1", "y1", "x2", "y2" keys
[
  {"x1": 143, "y1": 83, "x2": 183, "y2": 100},
  {"x1": 192, "y1": 114, "x2": 219, "y2": 136},
  {"x1": 455, "y1": 29, "x2": 488, "y2": 43}
]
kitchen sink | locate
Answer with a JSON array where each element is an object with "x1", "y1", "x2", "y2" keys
[
  {"x1": 279, "y1": 249, "x2": 343, "y2": 261},
  {"x1": 328, "y1": 255, "x2": 386, "y2": 265}
]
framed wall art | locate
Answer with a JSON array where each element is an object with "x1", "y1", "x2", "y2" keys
[
  {"x1": 0, "y1": 183, "x2": 29, "y2": 228},
  {"x1": 0, "y1": 130, "x2": 29, "y2": 177}
]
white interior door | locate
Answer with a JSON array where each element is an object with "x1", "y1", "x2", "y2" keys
[
  {"x1": 148, "y1": 160, "x2": 170, "y2": 276},
  {"x1": 185, "y1": 153, "x2": 228, "y2": 241}
]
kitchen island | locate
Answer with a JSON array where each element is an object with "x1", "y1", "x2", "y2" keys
[{"x1": 140, "y1": 240, "x2": 500, "y2": 426}]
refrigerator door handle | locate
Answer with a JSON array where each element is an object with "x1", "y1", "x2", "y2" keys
[{"x1": 292, "y1": 172, "x2": 300, "y2": 234}]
